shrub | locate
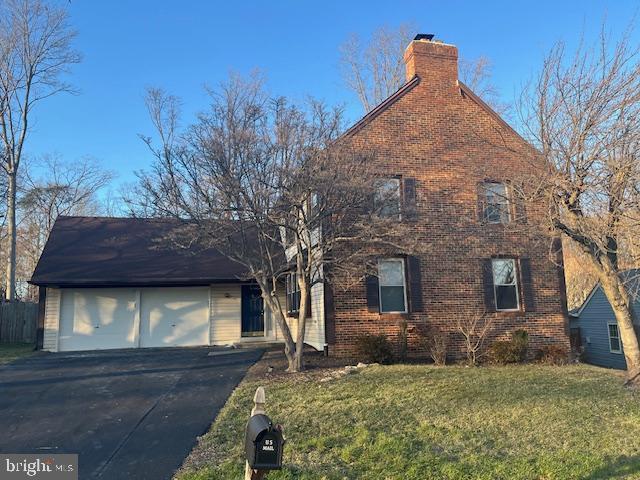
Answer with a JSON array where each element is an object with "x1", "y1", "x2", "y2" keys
[
  {"x1": 488, "y1": 330, "x2": 530, "y2": 365},
  {"x1": 421, "y1": 327, "x2": 449, "y2": 366},
  {"x1": 512, "y1": 329, "x2": 529, "y2": 361},
  {"x1": 456, "y1": 309, "x2": 493, "y2": 366},
  {"x1": 355, "y1": 334, "x2": 393, "y2": 364},
  {"x1": 397, "y1": 320, "x2": 408, "y2": 362},
  {"x1": 535, "y1": 345, "x2": 569, "y2": 365},
  {"x1": 488, "y1": 341, "x2": 522, "y2": 364}
]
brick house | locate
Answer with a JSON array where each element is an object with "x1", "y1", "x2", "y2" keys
[
  {"x1": 30, "y1": 35, "x2": 569, "y2": 356},
  {"x1": 323, "y1": 34, "x2": 570, "y2": 356}
]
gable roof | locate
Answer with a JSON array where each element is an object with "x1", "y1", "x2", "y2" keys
[
  {"x1": 570, "y1": 269, "x2": 640, "y2": 318},
  {"x1": 30, "y1": 216, "x2": 250, "y2": 287}
]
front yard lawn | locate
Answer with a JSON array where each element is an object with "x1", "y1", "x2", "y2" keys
[
  {"x1": 177, "y1": 363, "x2": 640, "y2": 480},
  {"x1": 0, "y1": 343, "x2": 34, "y2": 365}
]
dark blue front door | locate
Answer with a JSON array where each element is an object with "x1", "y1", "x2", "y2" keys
[{"x1": 242, "y1": 285, "x2": 264, "y2": 337}]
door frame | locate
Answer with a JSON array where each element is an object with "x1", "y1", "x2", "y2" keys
[{"x1": 241, "y1": 284, "x2": 265, "y2": 337}]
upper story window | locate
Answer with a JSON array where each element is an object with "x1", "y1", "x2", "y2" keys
[
  {"x1": 608, "y1": 323, "x2": 622, "y2": 353},
  {"x1": 286, "y1": 272, "x2": 301, "y2": 315},
  {"x1": 492, "y1": 258, "x2": 520, "y2": 311},
  {"x1": 481, "y1": 182, "x2": 510, "y2": 224},
  {"x1": 374, "y1": 178, "x2": 401, "y2": 219},
  {"x1": 378, "y1": 259, "x2": 407, "y2": 313}
]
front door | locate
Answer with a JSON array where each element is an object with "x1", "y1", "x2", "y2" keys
[{"x1": 241, "y1": 285, "x2": 264, "y2": 337}]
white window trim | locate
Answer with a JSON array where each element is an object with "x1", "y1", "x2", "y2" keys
[
  {"x1": 608, "y1": 322, "x2": 622, "y2": 354},
  {"x1": 484, "y1": 182, "x2": 511, "y2": 224},
  {"x1": 378, "y1": 258, "x2": 408, "y2": 314},
  {"x1": 492, "y1": 258, "x2": 521, "y2": 312}
]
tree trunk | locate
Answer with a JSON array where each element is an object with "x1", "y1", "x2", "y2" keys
[
  {"x1": 600, "y1": 271, "x2": 640, "y2": 386},
  {"x1": 293, "y1": 280, "x2": 308, "y2": 373},
  {"x1": 5, "y1": 172, "x2": 17, "y2": 302},
  {"x1": 260, "y1": 289, "x2": 298, "y2": 371}
]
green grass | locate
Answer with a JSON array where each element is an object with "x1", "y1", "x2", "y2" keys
[
  {"x1": 177, "y1": 364, "x2": 640, "y2": 480},
  {"x1": 0, "y1": 343, "x2": 35, "y2": 365}
]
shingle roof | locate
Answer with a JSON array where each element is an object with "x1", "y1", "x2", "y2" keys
[{"x1": 29, "y1": 216, "x2": 250, "y2": 287}]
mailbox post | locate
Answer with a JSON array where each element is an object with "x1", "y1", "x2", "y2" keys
[{"x1": 244, "y1": 387, "x2": 285, "y2": 480}]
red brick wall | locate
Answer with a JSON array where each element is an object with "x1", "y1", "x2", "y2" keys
[{"x1": 328, "y1": 38, "x2": 570, "y2": 359}]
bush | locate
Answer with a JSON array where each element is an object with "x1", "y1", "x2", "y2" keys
[
  {"x1": 535, "y1": 345, "x2": 570, "y2": 365},
  {"x1": 488, "y1": 330, "x2": 530, "y2": 365},
  {"x1": 488, "y1": 341, "x2": 522, "y2": 364},
  {"x1": 512, "y1": 330, "x2": 529, "y2": 361},
  {"x1": 397, "y1": 320, "x2": 408, "y2": 362},
  {"x1": 355, "y1": 334, "x2": 393, "y2": 364},
  {"x1": 422, "y1": 327, "x2": 449, "y2": 366}
]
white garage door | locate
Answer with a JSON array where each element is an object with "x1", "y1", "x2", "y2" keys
[
  {"x1": 59, "y1": 288, "x2": 138, "y2": 351},
  {"x1": 139, "y1": 287, "x2": 210, "y2": 348}
]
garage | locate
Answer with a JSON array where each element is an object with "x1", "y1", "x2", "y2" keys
[
  {"x1": 59, "y1": 288, "x2": 138, "y2": 351},
  {"x1": 30, "y1": 217, "x2": 259, "y2": 353},
  {"x1": 139, "y1": 287, "x2": 210, "y2": 348},
  {"x1": 58, "y1": 287, "x2": 210, "y2": 352}
]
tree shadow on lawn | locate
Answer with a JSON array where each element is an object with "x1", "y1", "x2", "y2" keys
[{"x1": 582, "y1": 455, "x2": 640, "y2": 480}]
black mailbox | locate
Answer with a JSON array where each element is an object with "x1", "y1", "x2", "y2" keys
[{"x1": 245, "y1": 414, "x2": 284, "y2": 470}]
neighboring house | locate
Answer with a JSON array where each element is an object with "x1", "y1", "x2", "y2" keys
[
  {"x1": 569, "y1": 270, "x2": 640, "y2": 370},
  {"x1": 30, "y1": 34, "x2": 570, "y2": 355}
]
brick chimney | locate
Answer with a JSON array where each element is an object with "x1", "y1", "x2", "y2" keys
[{"x1": 403, "y1": 34, "x2": 458, "y2": 85}]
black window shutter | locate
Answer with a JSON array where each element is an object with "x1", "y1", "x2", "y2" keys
[
  {"x1": 365, "y1": 275, "x2": 380, "y2": 313},
  {"x1": 482, "y1": 259, "x2": 496, "y2": 312},
  {"x1": 476, "y1": 182, "x2": 486, "y2": 223},
  {"x1": 514, "y1": 194, "x2": 528, "y2": 224},
  {"x1": 403, "y1": 178, "x2": 418, "y2": 221},
  {"x1": 306, "y1": 291, "x2": 312, "y2": 317},
  {"x1": 406, "y1": 255, "x2": 423, "y2": 312},
  {"x1": 519, "y1": 258, "x2": 535, "y2": 312}
]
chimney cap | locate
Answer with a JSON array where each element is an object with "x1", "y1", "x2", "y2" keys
[{"x1": 413, "y1": 33, "x2": 435, "y2": 41}]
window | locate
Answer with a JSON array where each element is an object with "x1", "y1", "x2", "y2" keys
[
  {"x1": 482, "y1": 182, "x2": 510, "y2": 223},
  {"x1": 492, "y1": 258, "x2": 520, "y2": 311},
  {"x1": 310, "y1": 192, "x2": 319, "y2": 217},
  {"x1": 378, "y1": 259, "x2": 407, "y2": 313},
  {"x1": 375, "y1": 178, "x2": 401, "y2": 219},
  {"x1": 286, "y1": 272, "x2": 301, "y2": 315},
  {"x1": 608, "y1": 323, "x2": 622, "y2": 353}
]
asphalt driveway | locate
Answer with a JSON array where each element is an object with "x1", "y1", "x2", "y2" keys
[{"x1": 0, "y1": 346, "x2": 263, "y2": 479}]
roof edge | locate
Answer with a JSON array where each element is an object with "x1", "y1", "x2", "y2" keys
[
  {"x1": 343, "y1": 75, "x2": 421, "y2": 137},
  {"x1": 570, "y1": 283, "x2": 601, "y2": 317},
  {"x1": 457, "y1": 81, "x2": 527, "y2": 143}
]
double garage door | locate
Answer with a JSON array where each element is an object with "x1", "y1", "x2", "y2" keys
[{"x1": 58, "y1": 287, "x2": 210, "y2": 352}]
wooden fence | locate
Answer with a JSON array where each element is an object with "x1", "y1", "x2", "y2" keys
[{"x1": 0, "y1": 302, "x2": 39, "y2": 344}]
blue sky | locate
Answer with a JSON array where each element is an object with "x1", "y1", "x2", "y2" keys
[{"x1": 27, "y1": 0, "x2": 640, "y2": 193}]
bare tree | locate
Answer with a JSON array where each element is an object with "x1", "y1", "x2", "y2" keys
[
  {"x1": 134, "y1": 77, "x2": 421, "y2": 372},
  {"x1": 21, "y1": 154, "x2": 113, "y2": 235},
  {"x1": 517, "y1": 26, "x2": 640, "y2": 386},
  {"x1": 340, "y1": 24, "x2": 505, "y2": 113},
  {"x1": 456, "y1": 309, "x2": 493, "y2": 366},
  {"x1": 340, "y1": 24, "x2": 416, "y2": 113},
  {"x1": 0, "y1": 0, "x2": 80, "y2": 300}
]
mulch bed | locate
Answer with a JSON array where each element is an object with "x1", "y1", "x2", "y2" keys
[{"x1": 244, "y1": 346, "x2": 353, "y2": 382}]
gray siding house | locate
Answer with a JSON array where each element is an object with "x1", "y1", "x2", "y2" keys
[{"x1": 570, "y1": 270, "x2": 640, "y2": 370}]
